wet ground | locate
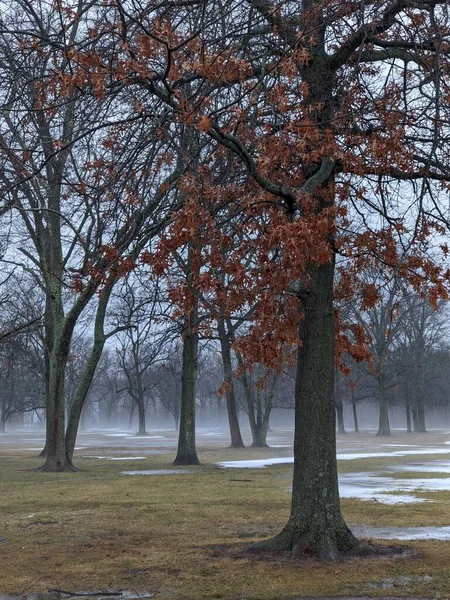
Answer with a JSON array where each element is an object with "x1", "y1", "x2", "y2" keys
[{"x1": 4, "y1": 426, "x2": 450, "y2": 540}]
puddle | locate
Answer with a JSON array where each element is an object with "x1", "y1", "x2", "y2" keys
[
  {"x1": 338, "y1": 473, "x2": 434, "y2": 504},
  {"x1": 218, "y1": 457, "x2": 293, "y2": 468},
  {"x1": 395, "y1": 461, "x2": 450, "y2": 474},
  {"x1": 338, "y1": 448, "x2": 450, "y2": 460},
  {"x1": 121, "y1": 469, "x2": 190, "y2": 475},
  {"x1": 218, "y1": 448, "x2": 450, "y2": 469},
  {"x1": 352, "y1": 525, "x2": 450, "y2": 540}
]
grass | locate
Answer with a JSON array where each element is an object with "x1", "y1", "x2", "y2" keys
[{"x1": 2, "y1": 436, "x2": 450, "y2": 599}]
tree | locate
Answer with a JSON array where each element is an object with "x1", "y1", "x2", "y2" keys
[
  {"x1": 115, "y1": 275, "x2": 173, "y2": 435},
  {"x1": 395, "y1": 293, "x2": 449, "y2": 433},
  {"x1": 9, "y1": 0, "x2": 450, "y2": 557},
  {"x1": 0, "y1": 1, "x2": 190, "y2": 469}
]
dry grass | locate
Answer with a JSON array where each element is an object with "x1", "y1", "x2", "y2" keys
[{"x1": 1, "y1": 438, "x2": 450, "y2": 599}]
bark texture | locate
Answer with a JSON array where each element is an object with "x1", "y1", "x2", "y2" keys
[
  {"x1": 376, "y1": 379, "x2": 391, "y2": 436},
  {"x1": 252, "y1": 261, "x2": 359, "y2": 558},
  {"x1": 174, "y1": 244, "x2": 200, "y2": 466},
  {"x1": 218, "y1": 316, "x2": 245, "y2": 448}
]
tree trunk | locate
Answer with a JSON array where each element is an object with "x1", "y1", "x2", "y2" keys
[
  {"x1": 253, "y1": 261, "x2": 359, "y2": 558},
  {"x1": 174, "y1": 244, "x2": 200, "y2": 466},
  {"x1": 0, "y1": 418, "x2": 5, "y2": 433},
  {"x1": 351, "y1": 387, "x2": 359, "y2": 433},
  {"x1": 65, "y1": 333, "x2": 107, "y2": 466},
  {"x1": 218, "y1": 316, "x2": 245, "y2": 448},
  {"x1": 405, "y1": 387, "x2": 412, "y2": 433},
  {"x1": 173, "y1": 411, "x2": 180, "y2": 431},
  {"x1": 136, "y1": 393, "x2": 147, "y2": 436},
  {"x1": 128, "y1": 401, "x2": 135, "y2": 429},
  {"x1": 251, "y1": 423, "x2": 269, "y2": 447},
  {"x1": 412, "y1": 407, "x2": 419, "y2": 432},
  {"x1": 415, "y1": 370, "x2": 426, "y2": 433},
  {"x1": 38, "y1": 341, "x2": 70, "y2": 471},
  {"x1": 174, "y1": 319, "x2": 200, "y2": 464},
  {"x1": 335, "y1": 400, "x2": 346, "y2": 434},
  {"x1": 376, "y1": 378, "x2": 391, "y2": 436}
]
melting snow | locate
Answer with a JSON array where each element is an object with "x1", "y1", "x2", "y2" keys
[
  {"x1": 121, "y1": 469, "x2": 190, "y2": 475},
  {"x1": 352, "y1": 525, "x2": 450, "y2": 540}
]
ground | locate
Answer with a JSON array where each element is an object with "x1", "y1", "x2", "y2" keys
[{"x1": 2, "y1": 427, "x2": 450, "y2": 599}]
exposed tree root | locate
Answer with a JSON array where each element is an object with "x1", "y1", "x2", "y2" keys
[
  {"x1": 246, "y1": 523, "x2": 365, "y2": 561},
  {"x1": 34, "y1": 459, "x2": 80, "y2": 473}
]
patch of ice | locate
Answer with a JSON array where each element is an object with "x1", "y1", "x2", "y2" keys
[
  {"x1": 337, "y1": 448, "x2": 450, "y2": 460},
  {"x1": 218, "y1": 457, "x2": 294, "y2": 469},
  {"x1": 338, "y1": 473, "x2": 431, "y2": 504},
  {"x1": 395, "y1": 461, "x2": 450, "y2": 474},
  {"x1": 352, "y1": 525, "x2": 450, "y2": 540},
  {"x1": 218, "y1": 449, "x2": 450, "y2": 469}
]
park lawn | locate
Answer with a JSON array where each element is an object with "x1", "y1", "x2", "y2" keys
[{"x1": 1, "y1": 448, "x2": 450, "y2": 599}]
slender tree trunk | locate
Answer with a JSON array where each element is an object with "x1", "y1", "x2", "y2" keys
[
  {"x1": 405, "y1": 388, "x2": 412, "y2": 433},
  {"x1": 0, "y1": 417, "x2": 5, "y2": 433},
  {"x1": 335, "y1": 371, "x2": 346, "y2": 434},
  {"x1": 335, "y1": 399, "x2": 346, "y2": 434},
  {"x1": 218, "y1": 316, "x2": 245, "y2": 448},
  {"x1": 173, "y1": 411, "x2": 180, "y2": 431},
  {"x1": 253, "y1": 261, "x2": 359, "y2": 558},
  {"x1": 351, "y1": 387, "x2": 359, "y2": 433},
  {"x1": 174, "y1": 244, "x2": 200, "y2": 466},
  {"x1": 412, "y1": 407, "x2": 419, "y2": 432},
  {"x1": 376, "y1": 378, "x2": 391, "y2": 436},
  {"x1": 336, "y1": 402, "x2": 346, "y2": 434},
  {"x1": 416, "y1": 370, "x2": 426, "y2": 433},
  {"x1": 65, "y1": 336, "x2": 107, "y2": 466}
]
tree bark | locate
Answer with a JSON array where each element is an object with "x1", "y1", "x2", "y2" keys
[
  {"x1": 218, "y1": 316, "x2": 245, "y2": 448},
  {"x1": 415, "y1": 369, "x2": 426, "y2": 433},
  {"x1": 405, "y1": 387, "x2": 412, "y2": 433},
  {"x1": 65, "y1": 302, "x2": 109, "y2": 466},
  {"x1": 174, "y1": 319, "x2": 200, "y2": 464},
  {"x1": 252, "y1": 261, "x2": 359, "y2": 558},
  {"x1": 335, "y1": 394, "x2": 346, "y2": 435},
  {"x1": 376, "y1": 378, "x2": 391, "y2": 436},
  {"x1": 174, "y1": 244, "x2": 200, "y2": 466}
]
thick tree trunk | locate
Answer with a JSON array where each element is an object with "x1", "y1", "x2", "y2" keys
[
  {"x1": 218, "y1": 317, "x2": 245, "y2": 448},
  {"x1": 174, "y1": 320, "x2": 200, "y2": 465},
  {"x1": 38, "y1": 343, "x2": 70, "y2": 471},
  {"x1": 253, "y1": 261, "x2": 359, "y2": 558},
  {"x1": 251, "y1": 423, "x2": 269, "y2": 447},
  {"x1": 174, "y1": 244, "x2": 200, "y2": 466},
  {"x1": 376, "y1": 379, "x2": 391, "y2": 436},
  {"x1": 136, "y1": 393, "x2": 147, "y2": 436},
  {"x1": 0, "y1": 418, "x2": 5, "y2": 433},
  {"x1": 39, "y1": 286, "x2": 94, "y2": 471}
]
